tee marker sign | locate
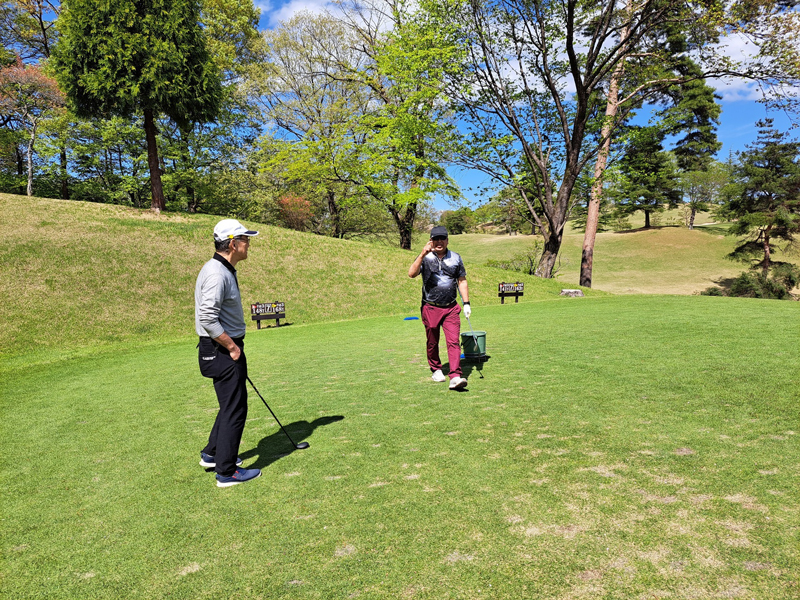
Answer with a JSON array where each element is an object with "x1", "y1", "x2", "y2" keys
[
  {"x1": 498, "y1": 281, "x2": 524, "y2": 304},
  {"x1": 251, "y1": 301, "x2": 286, "y2": 329}
]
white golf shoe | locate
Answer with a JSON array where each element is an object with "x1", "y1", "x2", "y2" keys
[
  {"x1": 449, "y1": 377, "x2": 468, "y2": 390},
  {"x1": 431, "y1": 370, "x2": 446, "y2": 382}
]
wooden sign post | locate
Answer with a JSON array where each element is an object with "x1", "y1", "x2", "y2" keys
[
  {"x1": 498, "y1": 281, "x2": 524, "y2": 304},
  {"x1": 251, "y1": 301, "x2": 286, "y2": 329}
]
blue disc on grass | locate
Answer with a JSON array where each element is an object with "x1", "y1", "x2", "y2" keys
[{"x1": 404, "y1": 316, "x2": 419, "y2": 320}]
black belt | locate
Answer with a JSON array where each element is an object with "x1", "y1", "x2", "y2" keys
[
  {"x1": 424, "y1": 301, "x2": 457, "y2": 308},
  {"x1": 199, "y1": 336, "x2": 244, "y2": 347}
]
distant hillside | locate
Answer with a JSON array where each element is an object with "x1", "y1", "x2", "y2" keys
[
  {"x1": 450, "y1": 216, "x2": 799, "y2": 295},
  {"x1": 0, "y1": 194, "x2": 596, "y2": 361}
]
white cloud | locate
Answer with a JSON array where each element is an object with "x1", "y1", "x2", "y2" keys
[
  {"x1": 703, "y1": 33, "x2": 778, "y2": 102},
  {"x1": 258, "y1": 0, "x2": 337, "y2": 28}
]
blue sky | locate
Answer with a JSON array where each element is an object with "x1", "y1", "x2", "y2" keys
[{"x1": 255, "y1": 0, "x2": 797, "y2": 210}]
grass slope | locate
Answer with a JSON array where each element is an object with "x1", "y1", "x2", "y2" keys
[
  {"x1": 2, "y1": 296, "x2": 798, "y2": 599},
  {"x1": 0, "y1": 194, "x2": 597, "y2": 368},
  {"x1": 450, "y1": 210, "x2": 798, "y2": 295}
]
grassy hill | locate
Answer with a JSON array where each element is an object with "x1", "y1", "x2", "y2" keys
[
  {"x1": 0, "y1": 194, "x2": 597, "y2": 367},
  {"x1": 448, "y1": 210, "x2": 799, "y2": 296}
]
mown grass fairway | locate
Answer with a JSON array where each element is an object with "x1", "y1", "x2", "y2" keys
[{"x1": 3, "y1": 296, "x2": 798, "y2": 599}]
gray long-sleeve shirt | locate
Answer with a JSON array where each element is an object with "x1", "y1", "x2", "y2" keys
[{"x1": 195, "y1": 254, "x2": 246, "y2": 339}]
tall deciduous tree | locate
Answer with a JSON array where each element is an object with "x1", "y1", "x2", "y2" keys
[
  {"x1": 52, "y1": 0, "x2": 222, "y2": 211},
  {"x1": 345, "y1": 0, "x2": 460, "y2": 249},
  {"x1": 0, "y1": 59, "x2": 64, "y2": 195},
  {"x1": 678, "y1": 161, "x2": 728, "y2": 229},
  {"x1": 420, "y1": 0, "x2": 800, "y2": 278},
  {"x1": 0, "y1": 0, "x2": 59, "y2": 62},
  {"x1": 723, "y1": 119, "x2": 800, "y2": 276},
  {"x1": 248, "y1": 11, "x2": 375, "y2": 239},
  {"x1": 251, "y1": 1, "x2": 459, "y2": 248}
]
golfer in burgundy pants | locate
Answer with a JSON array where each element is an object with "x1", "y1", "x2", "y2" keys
[{"x1": 408, "y1": 226, "x2": 471, "y2": 390}]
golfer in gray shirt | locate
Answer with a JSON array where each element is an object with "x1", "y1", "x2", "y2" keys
[{"x1": 195, "y1": 219, "x2": 262, "y2": 487}]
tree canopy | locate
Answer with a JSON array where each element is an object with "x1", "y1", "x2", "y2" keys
[
  {"x1": 723, "y1": 119, "x2": 800, "y2": 276},
  {"x1": 51, "y1": 0, "x2": 223, "y2": 211}
]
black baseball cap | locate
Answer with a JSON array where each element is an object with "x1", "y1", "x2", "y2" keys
[{"x1": 430, "y1": 226, "x2": 448, "y2": 238}]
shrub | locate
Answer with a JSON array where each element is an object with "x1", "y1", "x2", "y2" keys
[
  {"x1": 700, "y1": 286, "x2": 724, "y2": 296},
  {"x1": 277, "y1": 194, "x2": 313, "y2": 232},
  {"x1": 485, "y1": 241, "x2": 543, "y2": 275},
  {"x1": 728, "y1": 267, "x2": 800, "y2": 300}
]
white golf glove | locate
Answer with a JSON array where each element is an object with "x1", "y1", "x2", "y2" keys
[{"x1": 463, "y1": 303, "x2": 471, "y2": 319}]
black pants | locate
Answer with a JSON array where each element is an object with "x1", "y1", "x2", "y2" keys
[{"x1": 198, "y1": 337, "x2": 248, "y2": 476}]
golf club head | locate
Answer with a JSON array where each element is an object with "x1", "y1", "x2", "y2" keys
[{"x1": 296, "y1": 442, "x2": 310, "y2": 449}]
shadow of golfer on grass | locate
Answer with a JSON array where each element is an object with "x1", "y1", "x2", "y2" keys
[{"x1": 238, "y1": 415, "x2": 345, "y2": 470}]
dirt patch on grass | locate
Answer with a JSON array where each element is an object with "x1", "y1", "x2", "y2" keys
[
  {"x1": 518, "y1": 523, "x2": 589, "y2": 539},
  {"x1": 636, "y1": 489, "x2": 679, "y2": 504},
  {"x1": 724, "y1": 494, "x2": 768, "y2": 512},
  {"x1": 651, "y1": 474, "x2": 686, "y2": 486},
  {"x1": 335, "y1": 544, "x2": 357, "y2": 557},
  {"x1": 716, "y1": 520, "x2": 755, "y2": 548},
  {"x1": 577, "y1": 569, "x2": 603, "y2": 581},
  {"x1": 581, "y1": 463, "x2": 627, "y2": 478},
  {"x1": 689, "y1": 494, "x2": 714, "y2": 506},
  {"x1": 444, "y1": 551, "x2": 475, "y2": 563},
  {"x1": 689, "y1": 544, "x2": 726, "y2": 569},
  {"x1": 178, "y1": 563, "x2": 201, "y2": 576},
  {"x1": 401, "y1": 585, "x2": 426, "y2": 598}
]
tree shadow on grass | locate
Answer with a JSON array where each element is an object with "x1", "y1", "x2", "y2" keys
[
  {"x1": 612, "y1": 225, "x2": 679, "y2": 235},
  {"x1": 239, "y1": 415, "x2": 345, "y2": 470},
  {"x1": 709, "y1": 277, "x2": 738, "y2": 294},
  {"x1": 695, "y1": 224, "x2": 731, "y2": 236}
]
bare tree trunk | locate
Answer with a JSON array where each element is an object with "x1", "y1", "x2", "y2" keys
[
  {"x1": 535, "y1": 232, "x2": 562, "y2": 278},
  {"x1": 26, "y1": 123, "x2": 37, "y2": 197},
  {"x1": 390, "y1": 201, "x2": 417, "y2": 250},
  {"x1": 581, "y1": 67, "x2": 623, "y2": 287},
  {"x1": 327, "y1": 189, "x2": 342, "y2": 238},
  {"x1": 580, "y1": 0, "x2": 631, "y2": 288},
  {"x1": 144, "y1": 108, "x2": 165, "y2": 212},
  {"x1": 15, "y1": 145, "x2": 24, "y2": 177},
  {"x1": 60, "y1": 144, "x2": 69, "y2": 199},
  {"x1": 644, "y1": 210, "x2": 651, "y2": 228},
  {"x1": 689, "y1": 207, "x2": 696, "y2": 230},
  {"x1": 763, "y1": 226, "x2": 772, "y2": 277}
]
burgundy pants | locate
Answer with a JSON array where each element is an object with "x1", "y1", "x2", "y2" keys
[{"x1": 421, "y1": 303, "x2": 462, "y2": 378}]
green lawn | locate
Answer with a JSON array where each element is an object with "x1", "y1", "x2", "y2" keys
[{"x1": 3, "y1": 296, "x2": 799, "y2": 599}]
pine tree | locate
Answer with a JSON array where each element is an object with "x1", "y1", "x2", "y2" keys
[
  {"x1": 611, "y1": 127, "x2": 682, "y2": 228},
  {"x1": 724, "y1": 119, "x2": 800, "y2": 276}
]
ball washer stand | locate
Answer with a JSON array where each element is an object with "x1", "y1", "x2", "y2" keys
[{"x1": 459, "y1": 289, "x2": 485, "y2": 379}]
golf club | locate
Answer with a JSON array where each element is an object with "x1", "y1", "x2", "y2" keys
[
  {"x1": 458, "y1": 290, "x2": 485, "y2": 379},
  {"x1": 246, "y1": 376, "x2": 310, "y2": 450}
]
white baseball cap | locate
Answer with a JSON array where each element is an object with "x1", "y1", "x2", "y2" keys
[{"x1": 213, "y1": 219, "x2": 259, "y2": 242}]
